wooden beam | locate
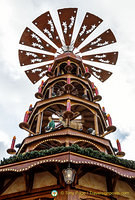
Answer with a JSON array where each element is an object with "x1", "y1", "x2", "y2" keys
[
  {"x1": 77, "y1": 66, "x2": 79, "y2": 76},
  {"x1": 49, "y1": 87, "x2": 52, "y2": 98},
  {"x1": 23, "y1": 172, "x2": 34, "y2": 193},
  {"x1": 47, "y1": 169, "x2": 58, "y2": 179},
  {"x1": 50, "y1": 141, "x2": 60, "y2": 147},
  {"x1": 56, "y1": 165, "x2": 65, "y2": 188},
  {"x1": 112, "y1": 175, "x2": 119, "y2": 192},
  {"x1": 39, "y1": 143, "x2": 49, "y2": 149},
  {"x1": 57, "y1": 66, "x2": 60, "y2": 76},
  {"x1": 94, "y1": 114, "x2": 99, "y2": 136},
  {"x1": 36, "y1": 112, "x2": 42, "y2": 134},
  {"x1": 101, "y1": 129, "x2": 114, "y2": 137},
  {"x1": 23, "y1": 172, "x2": 29, "y2": 193},
  {"x1": 127, "y1": 179, "x2": 135, "y2": 191},
  {"x1": 77, "y1": 170, "x2": 87, "y2": 179},
  {"x1": 22, "y1": 126, "x2": 36, "y2": 136},
  {"x1": 0, "y1": 185, "x2": 61, "y2": 200},
  {"x1": 84, "y1": 88, "x2": 87, "y2": 96},
  {"x1": 106, "y1": 173, "x2": 113, "y2": 192},
  {"x1": 0, "y1": 175, "x2": 17, "y2": 195},
  {"x1": 0, "y1": 177, "x2": 4, "y2": 192},
  {"x1": 38, "y1": 165, "x2": 58, "y2": 180},
  {"x1": 73, "y1": 166, "x2": 82, "y2": 186}
]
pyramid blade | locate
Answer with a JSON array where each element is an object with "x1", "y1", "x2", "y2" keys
[
  {"x1": 33, "y1": 11, "x2": 62, "y2": 48},
  {"x1": 25, "y1": 64, "x2": 53, "y2": 84},
  {"x1": 82, "y1": 51, "x2": 118, "y2": 65},
  {"x1": 19, "y1": 27, "x2": 56, "y2": 53},
  {"x1": 80, "y1": 29, "x2": 117, "y2": 53},
  {"x1": 84, "y1": 63, "x2": 112, "y2": 82},
  {"x1": 19, "y1": 50, "x2": 54, "y2": 66},
  {"x1": 74, "y1": 12, "x2": 103, "y2": 48},
  {"x1": 58, "y1": 8, "x2": 78, "y2": 46}
]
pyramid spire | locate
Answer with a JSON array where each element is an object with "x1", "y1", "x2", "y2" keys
[{"x1": 1, "y1": 8, "x2": 135, "y2": 200}]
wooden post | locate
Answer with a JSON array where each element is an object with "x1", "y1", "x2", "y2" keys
[
  {"x1": 65, "y1": 140, "x2": 70, "y2": 147},
  {"x1": 36, "y1": 112, "x2": 42, "y2": 134},
  {"x1": 84, "y1": 88, "x2": 87, "y2": 95},
  {"x1": 94, "y1": 114, "x2": 99, "y2": 136},
  {"x1": 112, "y1": 175, "x2": 119, "y2": 192},
  {"x1": 106, "y1": 173, "x2": 113, "y2": 192},
  {"x1": 49, "y1": 87, "x2": 52, "y2": 98},
  {"x1": 57, "y1": 66, "x2": 60, "y2": 76},
  {"x1": 77, "y1": 66, "x2": 79, "y2": 76}
]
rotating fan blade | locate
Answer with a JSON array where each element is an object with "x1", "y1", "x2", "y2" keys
[
  {"x1": 58, "y1": 8, "x2": 78, "y2": 46},
  {"x1": 74, "y1": 12, "x2": 103, "y2": 48},
  {"x1": 25, "y1": 64, "x2": 53, "y2": 84},
  {"x1": 19, "y1": 50, "x2": 54, "y2": 66},
  {"x1": 19, "y1": 27, "x2": 56, "y2": 53},
  {"x1": 80, "y1": 29, "x2": 117, "y2": 53},
  {"x1": 33, "y1": 11, "x2": 62, "y2": 48},
  {"x1": 82, "y1": 51, "x2": 118, "y2": 65},
  {"x1": 84, "y1": 63, "x2": 112, "y2": 82}
]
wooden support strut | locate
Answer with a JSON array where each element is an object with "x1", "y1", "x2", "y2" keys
[
  {"x1": 57, "y1": 66, "x2": 60, "y2": 76},
  {"x1": 49, "y1": 87, "x2": 52, "y2": 98},
  {"x1": 101, "y1": 129, "x2": 114, "y2": 138},
  {"x1": 23, "y1": 172, "x2": 34, "y2": 193},
  {"x1": 112, "y1": 175, "x2": 119, "y2": 192},
  {"x1": 94, "y1": 114, "x2": 99, "y2": 136},
  {"x1": 84, "y1": 88, "x2": 87, "y2": 96},
  {"x1": 0, "y1": 177, "x2": 4, "y2": 193},
  {"x1": 23, "y1": 126, "x2": 36, "y2": 136},
  {"x1": 77, "y1": 66, "x2": 79, "y2": 76},
  {"x1": 72, "y1": 166, "x2": 82, "y2": 186},
  {"x1": 106, "y1": 173, "x2": 119, "y2": 194},
  {"x1": 56, "y1": 165, "x2": 65, "y2": 188},
  {"x1": 106, "y1": 173, "x2": 113, "y2": 192},
  {"x1": 36, "y1": 111, "x2": 42, "y2": 134},
  {"x1": 0, "y1": 176, "x2": 17, "y2": 195}
]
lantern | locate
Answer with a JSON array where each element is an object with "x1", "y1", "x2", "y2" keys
[{"x1": 62, "y1": 165, "x2": 76, "y2": 184}]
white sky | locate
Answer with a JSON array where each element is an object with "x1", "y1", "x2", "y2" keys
[{"x1": 0, "y1": 0, "x2": 135, "y2": 160}]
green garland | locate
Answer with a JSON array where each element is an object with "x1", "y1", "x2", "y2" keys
[{"x1": 1, "y1": 144, "x2": 135, "y2": 169}]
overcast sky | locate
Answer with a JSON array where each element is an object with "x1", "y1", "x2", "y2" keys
[{"x1": 0, "y1": 0, "x2": 135, "y2": 160}]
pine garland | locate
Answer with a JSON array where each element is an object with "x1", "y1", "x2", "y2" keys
[{"x1": 1, "y1": 144, "x2": 135, "y2": 169}]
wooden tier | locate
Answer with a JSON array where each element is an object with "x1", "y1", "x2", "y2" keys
[
  {"x1": 41, "y1": 74, "x2": 94, "y2": 101},
  {"x1": 52, "y1": 52, "x2": 85, "y2": 74},
  {"x1": 24, "y1": 94, "x2": 108, "y2": 138},
  {"x1": 0, "y1": 152, "x2": 135, "y2": 199},
  {"x1": 17, "y1": 128, "x2": 114, "y2": 155}
]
